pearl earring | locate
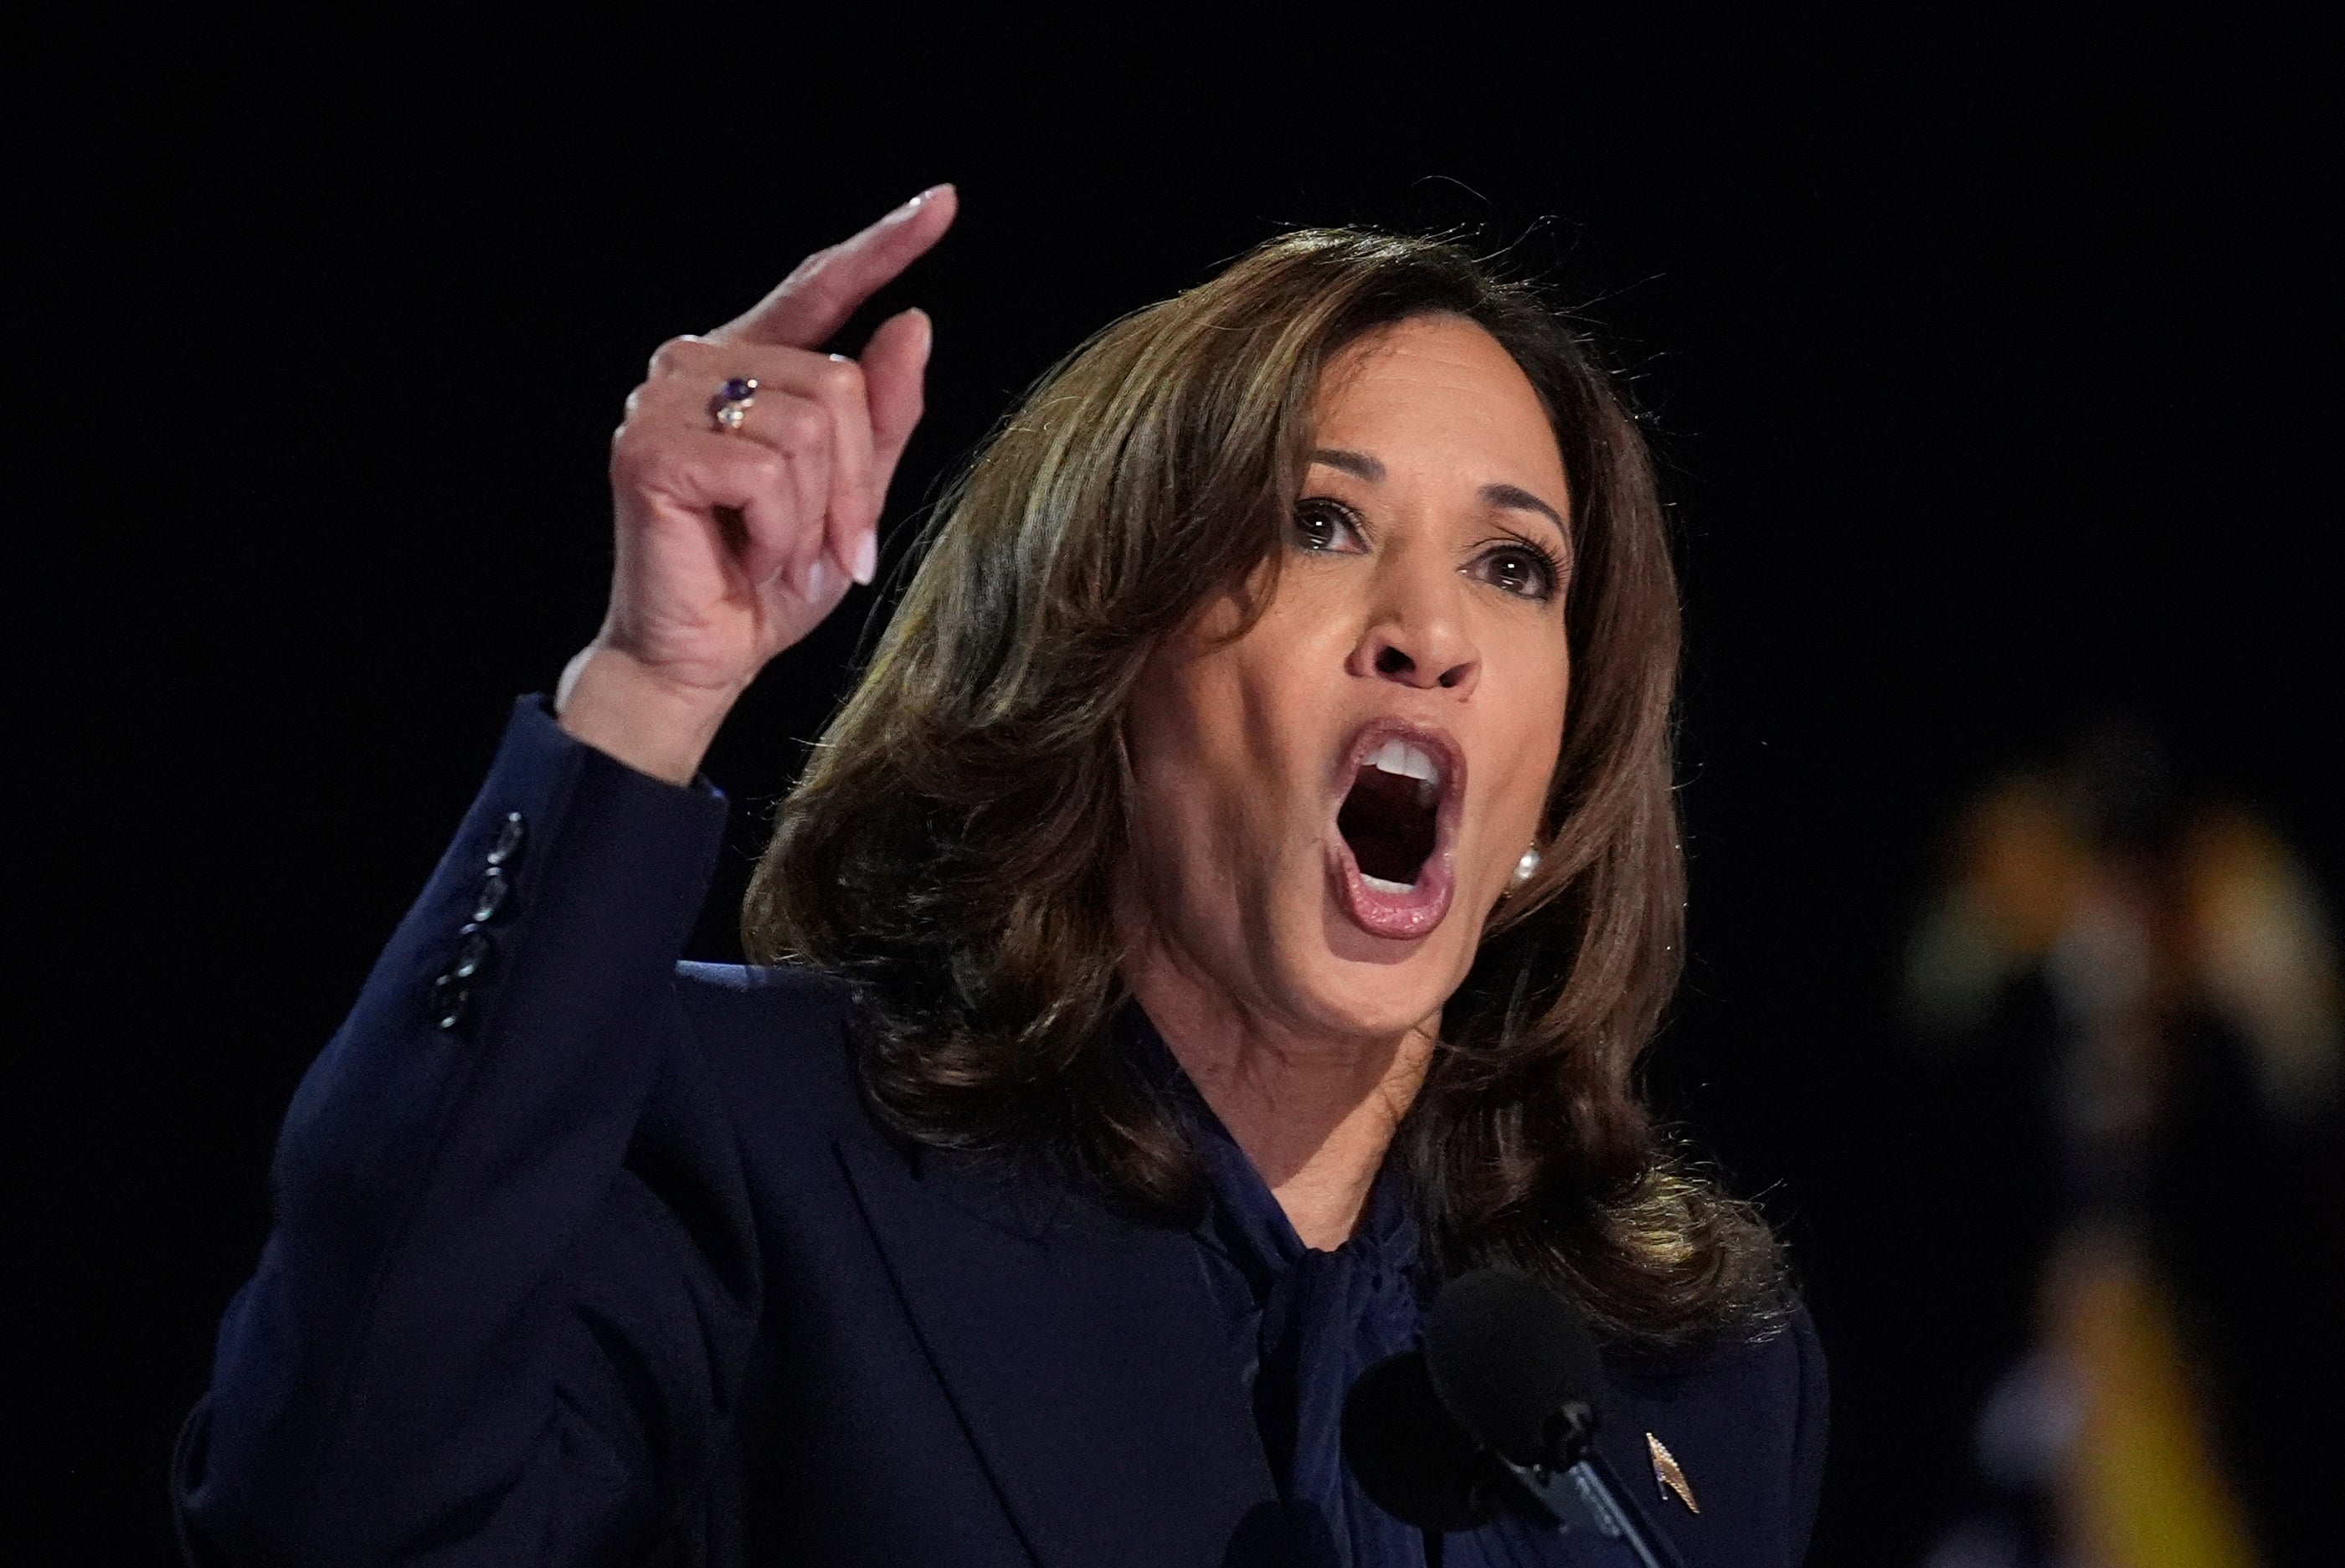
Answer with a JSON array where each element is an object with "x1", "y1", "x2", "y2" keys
[{"x1": 1513, "y1": 847, "x2": 1541, "y2": 885}]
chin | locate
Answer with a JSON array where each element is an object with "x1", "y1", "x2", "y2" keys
[{"x1": 1285, "y1": 930, "x2": 1478, "y2": 1044}]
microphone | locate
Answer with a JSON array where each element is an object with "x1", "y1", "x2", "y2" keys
[{"x1": 1340, "y1": 1268, "x2": 1687, "y2": 1568}]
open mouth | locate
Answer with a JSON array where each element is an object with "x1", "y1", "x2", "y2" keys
[
  {"x1": 1339, "y1": 738, "x2": 1442, "y2": 891},
  {"x1": 1329, "y1": 723, "x2": 1462, "y2": 941}
]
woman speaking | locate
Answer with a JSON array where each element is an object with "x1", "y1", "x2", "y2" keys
[{"x1": 174, "y1": 188, "x2": 1825, "y2": 1566}]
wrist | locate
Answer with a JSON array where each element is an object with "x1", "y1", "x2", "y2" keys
[{"x1": 553, "y1": 643, "x2": 743, "y2": 785}]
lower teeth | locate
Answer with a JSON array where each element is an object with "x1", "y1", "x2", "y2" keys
[{"x1": 1363, "y1": 874, "x2": 1417, "y2": 895}]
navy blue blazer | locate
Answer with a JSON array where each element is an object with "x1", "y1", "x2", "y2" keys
[{"x1": 176, "y1": 698, "x2": 1827, "y2": 1567}]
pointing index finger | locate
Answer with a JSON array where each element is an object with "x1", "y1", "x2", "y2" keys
[{"x1": 711, "y1": 185, "x2": 958, "y2": 351}]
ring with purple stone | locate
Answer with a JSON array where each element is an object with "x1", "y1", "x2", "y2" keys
[{"x1": 707, "y1": 376, "x2": 759, "y2": 434}]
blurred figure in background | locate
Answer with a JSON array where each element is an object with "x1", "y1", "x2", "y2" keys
[{"x1": 1903, "y1": 724, "x2": 2340, "y2": 1567}]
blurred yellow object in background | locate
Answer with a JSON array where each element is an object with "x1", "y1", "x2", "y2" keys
[
  {"x1": 1905, "y1": 737, "x2": 2338, "y2": 1566},
  {"x1": 2053, "y1": 1236, "x2": 2258, "y2": 1568}
]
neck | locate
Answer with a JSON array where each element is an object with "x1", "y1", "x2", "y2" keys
[{"x1": 1124, "y1": 937, "x2": 1437, "y2": 1252}]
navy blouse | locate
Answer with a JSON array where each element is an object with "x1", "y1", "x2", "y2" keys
[{"x1": 1141, "y1": 1014, "x2": 1669, "y2": 1567}]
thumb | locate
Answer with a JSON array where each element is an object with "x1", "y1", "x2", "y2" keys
[{"x1": 861, "y1": 307, "x2": 932, "y2": 480}]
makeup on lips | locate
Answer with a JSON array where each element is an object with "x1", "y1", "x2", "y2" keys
[{"x1": 1329, "y1": 720, "x2": 1464, "y2": 941}]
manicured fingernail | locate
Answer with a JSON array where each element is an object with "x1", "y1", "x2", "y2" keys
[
  {"x1": 803, "y1": 558, "x2": 831, "y2": 600},
  {"x1": 851, "y1": 530, "x2": 877, "y2": 586},
  {"x1": 901, "y1": 183, "x2": 949, "y2": 213}
]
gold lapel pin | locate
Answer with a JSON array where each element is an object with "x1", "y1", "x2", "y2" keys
[{"x1": 1647, "y1": 1432, "x2": 1699, "y2": 1514}]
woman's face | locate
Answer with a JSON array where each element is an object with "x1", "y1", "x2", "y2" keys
[{"x1": 1120, "y1": 313, "x2": 1573, "y2": 1044}]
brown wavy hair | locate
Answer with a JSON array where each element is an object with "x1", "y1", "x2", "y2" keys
[{"x1": 745, "y1": 229, "x2": 1784, "y2": 1350}]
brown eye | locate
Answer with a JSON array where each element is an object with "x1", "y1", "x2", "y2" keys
[
  {"x1": 1476, "y1": 543, "x2": 1558, "y2": 600},
  {"x1": 1292, "y1": 497, "x2": 1365, "y2": 554}
]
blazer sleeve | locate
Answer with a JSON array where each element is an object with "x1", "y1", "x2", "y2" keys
[{"x1": 175, "y1": 697, "x2": 754, "y2": 1568}]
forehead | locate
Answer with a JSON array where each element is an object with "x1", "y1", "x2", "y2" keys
[{"x1": 1312, "y1": 315, "x2": 1566, "y2": 488}]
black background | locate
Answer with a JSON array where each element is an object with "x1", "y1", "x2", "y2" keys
[{"x1": 28, "y1": 10, "x2": 2335, "y2": 1564}]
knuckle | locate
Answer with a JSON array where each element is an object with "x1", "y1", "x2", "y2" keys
[
  {"x1": 784, "y1": 246, "x2": 837, "y2": 286},
  {"x1": 646, "y1": 334, "x2": 706, "y2": 378},
  {"x1": 769, "y1": 398, "x2": 826, "y2": 445},
  {"x1": 817, "y1": 355, "x2": 865, "y2": 400},
  {"x1": 609, "y1": 420, "x2": 675, "y2": 479},
  {"x1": 748, "y1": 451, "x2": 789, "y2": 491},
  {"x1": 609, "y1": 435, "x2": 651, "y2": 483}
]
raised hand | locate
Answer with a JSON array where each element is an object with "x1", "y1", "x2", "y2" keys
[{"x1": 557, "y1": 186, "x2": 957, "y2": 782}]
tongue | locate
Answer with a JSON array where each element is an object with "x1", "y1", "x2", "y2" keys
[{"x1": 1340, "y1": 768, "x2": 1436, "y2": 884}]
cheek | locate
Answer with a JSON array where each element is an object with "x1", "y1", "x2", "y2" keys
[
  {"x1": 1155, "y1": 590, "x2": 1350, "y2": 784},
  {"x1": 1487, "y1": 753, "x2": 1554, "y2": 857},
  {"x1": 1123, "y1": 650, "x2": 1281, "y2": 868},
  {"x1": 1124, "y1": 686, "x2": 1218, "y2": 851},
  {"x1": 1488, "y1": 645, "x2": 1571, "y2": 846}
]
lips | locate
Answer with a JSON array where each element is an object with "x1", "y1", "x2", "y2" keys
[{"x1": 1328, "y1": 719, "x2": 1464, "y2": 940}]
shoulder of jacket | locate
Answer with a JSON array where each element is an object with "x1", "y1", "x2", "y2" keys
[
  {"x1": 1597, "y1": 1300, "x2": 1828, "y2": 1561},
  {"x1": 667, "y1": 960, "x2": 866, "y2": 1107},
  {"x1": 673, "y1": 958, "x2": 851, "y2": 1004},
  {"x1": 1606, "y1": 1296, "x2": 1821, "y2": 1406}
]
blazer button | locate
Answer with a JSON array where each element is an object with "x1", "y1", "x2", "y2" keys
[
  {"x1": 449, "y1": 924, "x2": 491, "y2": 982},
  {"x1": 486, "y1": 810, "x2": 526, "y2": 867},
  {"x1": 471, "y1": 867, "x2": 510, "y2": 924},
  {"x1": 431, "y1": 972, "x2": 470, "y2": 1030}
]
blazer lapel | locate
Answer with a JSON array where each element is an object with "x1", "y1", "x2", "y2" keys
[{"x1": 837, "y1": 1134, "x2": 1281, "y2": 1568}]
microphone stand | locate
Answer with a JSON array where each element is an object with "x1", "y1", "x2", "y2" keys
[{"x1": 1486, "y1": 1402, "x2": 1686, "y2": 1568}]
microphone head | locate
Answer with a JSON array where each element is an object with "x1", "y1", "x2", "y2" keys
[
  {"x1": 1422, "y1": 1267, "x2": 1609, "y2": 1468},
  {"x1": 1340, "y1": 1350, "x2": 1495, "y2": 1530}
]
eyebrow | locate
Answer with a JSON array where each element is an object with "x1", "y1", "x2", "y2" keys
[
  {"x1": 1310, "y1": 447, "x2": 1386, "y2": 482},
  {"x1": 1308, "y1": 448, "x2": 1569, "y2": 543},
  {"x1": 1480, "y1": 482, "x2": 1568, "y2": 542}
]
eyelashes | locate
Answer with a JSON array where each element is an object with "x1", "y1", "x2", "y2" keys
[
  {"x1": 1290, "y1": 496, "x2": 1566, "y2": 603},
  {"x1": 1292, "y1": 496, "x2": 1365, "y2": 554},
  {"x1": 1478, "y1": 535, "x2": 1566, "y2": 601}
]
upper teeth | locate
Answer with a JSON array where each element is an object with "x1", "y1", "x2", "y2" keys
[{"x1": 1366, "y1": 739, "x2": 1441, "y2": 789}]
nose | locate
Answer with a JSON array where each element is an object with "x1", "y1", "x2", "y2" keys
[{"x1": 1349, "y1": 558, "x2": 1480, "y2": 697}]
